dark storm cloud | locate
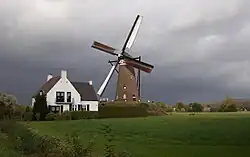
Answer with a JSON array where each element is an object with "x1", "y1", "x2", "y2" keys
[{"x1": 0, "y1": 0, "x2": 250, "y2": 104}]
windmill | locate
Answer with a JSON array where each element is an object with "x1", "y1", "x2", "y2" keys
[{"x1": 91, "y1": 15, "x2": 154, "y2": 102}]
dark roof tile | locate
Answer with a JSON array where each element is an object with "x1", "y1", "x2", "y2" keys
[
  {"x1": 33, "y1": 76, "x2": 98, "y2": 101},
  {"x1": 33, "y1": 76, "x2": 61, "y2": 97},
  {"x1": 72, "y1": 82, "x2": 98, "y2": 101}
]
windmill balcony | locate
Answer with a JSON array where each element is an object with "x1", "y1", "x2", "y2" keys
[{"x1": 55, "y1": 98, "x2": 74, "y2": 104}]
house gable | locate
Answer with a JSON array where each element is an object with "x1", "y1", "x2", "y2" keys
[{"x1": 46, "y1": 77, "x2": 81, "y2": 106}]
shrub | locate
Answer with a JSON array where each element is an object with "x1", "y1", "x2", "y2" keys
[
  {"x1": 219, "y1": 104, "x2": 237, "y2": 112},
  {"x1": 45, "y1": 112, "x2": 57, "y2": 121},
  {"x1": 55, "y1": 111, "x2": 71, "y2": 121},
  {"x1": 139, "y1": 102, "x2": 150, "y2": 108},
  {"x1": 70, "y1": 111, "x2": 99, "y2": 120},
  {"x1": 32, "y1": 92, "x2": 49, "y2": 121},
  {"x1": 22, "y1": 112, "x2": 33, "y2": 121},
  {"x1": 35, "y1": 113, "x2": 40, "y2": 121},
  {"x1": 0, "y1": 121, "x2": 38, "y2": 155},
  {"x1": 224, "y1": 104, "x2": 237, "y2": 112},
  {"x1": 165, "y1": 107, "x2": 173, "y2": 112}
]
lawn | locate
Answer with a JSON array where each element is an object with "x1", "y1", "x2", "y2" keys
[{"x1": 27, "y1": 112, "x2": 250, "y2": 157}]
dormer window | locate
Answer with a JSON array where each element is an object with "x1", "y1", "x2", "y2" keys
[{"x1": 39, "y1": 90, "x2": 43, "y2": 96}]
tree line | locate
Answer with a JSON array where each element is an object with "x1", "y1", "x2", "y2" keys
[
  {"x1": 174, "y1": 97, "x2": 241, "y2": 113},
  {"x1": 0, "y1": 91, "x2": 248, "y2": 121}
]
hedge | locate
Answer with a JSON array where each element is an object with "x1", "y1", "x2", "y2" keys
[
  {"x1": 0, "y1": 104, "x2": 150, "y2": 121},
  {"x1": 51, "y1": 105, "x2": 148, "y2": 121},
  {"x1": 98, "y1": 106, "x2": 148, "y2": 118}
]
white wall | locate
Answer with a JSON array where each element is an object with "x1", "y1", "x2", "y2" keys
[
  {"x1": 46, "y1": 77, "x2": 81, "y2": 112},
  {"x1": 81, "y1": 101, "x2": 99, "y2": 111},
  {"x1": 62, "y1": 104, "x2": 70, "y2": 111},
  {"x1": 31, "y1": 98, "x2": 35, "y2": 107}
]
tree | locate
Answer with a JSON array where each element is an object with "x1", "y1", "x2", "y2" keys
[
  {"x1": 0, "y1": 101, "x2": 6, "y2": 119},
  {"x1": 189, "y1": 102, "x2": 203, "y2": 112},
  {"x1": 217, "y1": 96, "x2": 236, "y2": 112},
  {"x1": 0, "y1": 92, "x2": 17, "y2": 120},
  {"x1": 0, "y1": 92, "x2": 16, "y2": 104},
  {"x1": 219, "y1": 103, "x2": 237, "y2": 112},
  {"x1": 176, "y1": 102, "x2": 185, "y2": 111},
  {"x1": 223, "y1": 96, "x2": 233, "y2": 105},
  {"x1": 32, "y1": 91, "x2": 49, "y2": 121}
]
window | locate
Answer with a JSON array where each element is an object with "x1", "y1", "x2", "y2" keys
[
  {"x1": 86, "y1": 104, "x2": 90, "y2": 111},
  {"x1": 132, "y1": 94, "x2": 136, "y2": 101},
  {"x1": 123, "y1": 94, "x2": 127, "y2": 100},
  {"x1": 56, "y1": 92, "x2": 64, "y2": 102},
  {"x1": 67, "y1": 92, "x2": 71, "y2": 102},
  {"x1": 78, "y1": 104, "x2": 83, "y2": 111},
  {"x1": 83, "y1": 105, "x2": 87, "y2": 111},
  {"x1": 51, "y1": 106, "x2": 55, "y2": 111},
  {"x1": 39, "y1": 90, "x2": 43, "y2": 96},
  {"x1": 123, "y1": 85, "x2": 127, "y2": 90}
]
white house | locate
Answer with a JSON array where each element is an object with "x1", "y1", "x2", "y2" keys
[{"x1": 32, "y1": 70, "x2": 99, "y2": 113}]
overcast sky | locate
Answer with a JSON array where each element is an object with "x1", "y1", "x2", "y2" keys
[{"x1": 0, "y1": 0, "x2": 250, "y2": 105}]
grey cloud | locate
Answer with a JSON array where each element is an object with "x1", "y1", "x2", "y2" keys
[{"x1": 0, "y1": 0, "x2": 250, "y2": 104}]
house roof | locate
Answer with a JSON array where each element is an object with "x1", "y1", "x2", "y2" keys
[
  {"x1": 33, "y1": 76, "x2": 61, "y2": 97},
  {"x1": 71, "y1": 82, "x2": 98, "y2": 101},
  {"x1": 33, "y1": 76, "x2": 98, "y2": 101}
]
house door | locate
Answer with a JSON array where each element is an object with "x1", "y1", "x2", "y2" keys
[{"x1": 86, "y1": 104, "x2": 90, "y2": 111}]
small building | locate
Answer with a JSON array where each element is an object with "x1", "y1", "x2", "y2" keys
[{"x1": 31, "y1": 70, "x2": 99, "y2": 113}]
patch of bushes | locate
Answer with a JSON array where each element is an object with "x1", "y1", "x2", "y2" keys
[
  {"x1": 218, "y1": 104, "x2": 237, "y2": 112},
  {"x1": 45, "y1": 112, "x2": 57, "y2": 121},
  {"x1": 143, "y1": 102, "x2": 172, "y2": 116},
  {"x1": 0, "y1": 121, "x2": 131, "y2": 157},
  {"x1": 0, "y1": 121, "x2": 39, "y2": 155},
  {"x1": 22, "y1": 112, "x2": 33, "y2": 121},
  {"x1": 70, "y1": 111, "x2": 99, "y2": 120}
]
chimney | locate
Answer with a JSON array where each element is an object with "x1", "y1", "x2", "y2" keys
[
  {"x1": 61, "y1": 70, "x2": 67, "y2": 79},
  {"x1": 47, "y1": 73, "x2": 53, "y2": 81},
  {"x1": 88, "y1": 80, "x2": 93, "y2": 85}
]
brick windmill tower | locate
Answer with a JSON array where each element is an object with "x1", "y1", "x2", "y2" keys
[{"x1": 91, "y1": 15, "x2": 154, "y2": 102}]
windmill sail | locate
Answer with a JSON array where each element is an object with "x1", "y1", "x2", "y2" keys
[
  {"x1": 125, "y1": 59, "x2": 154, "y2": 73},
  {"x1": 122, "y1": 55, "x2": 154, "y2": 73},
  {"x1": 97, "y1": 62, "x2": 119, "y2": 97},
  {"x1": 122, "y1": 15, "x2": 143, "y2": 53},
  {"x1": 92, "y1": 41, "x2": 118, "y2": 56}
]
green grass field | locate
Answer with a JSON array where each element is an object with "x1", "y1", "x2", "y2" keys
[
  {"x1": 25, "y1": 112, "x2": 250, "y2": 157},
  {"x1": 0, "y1": 133, "x2": 19, "y2": 157}
]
